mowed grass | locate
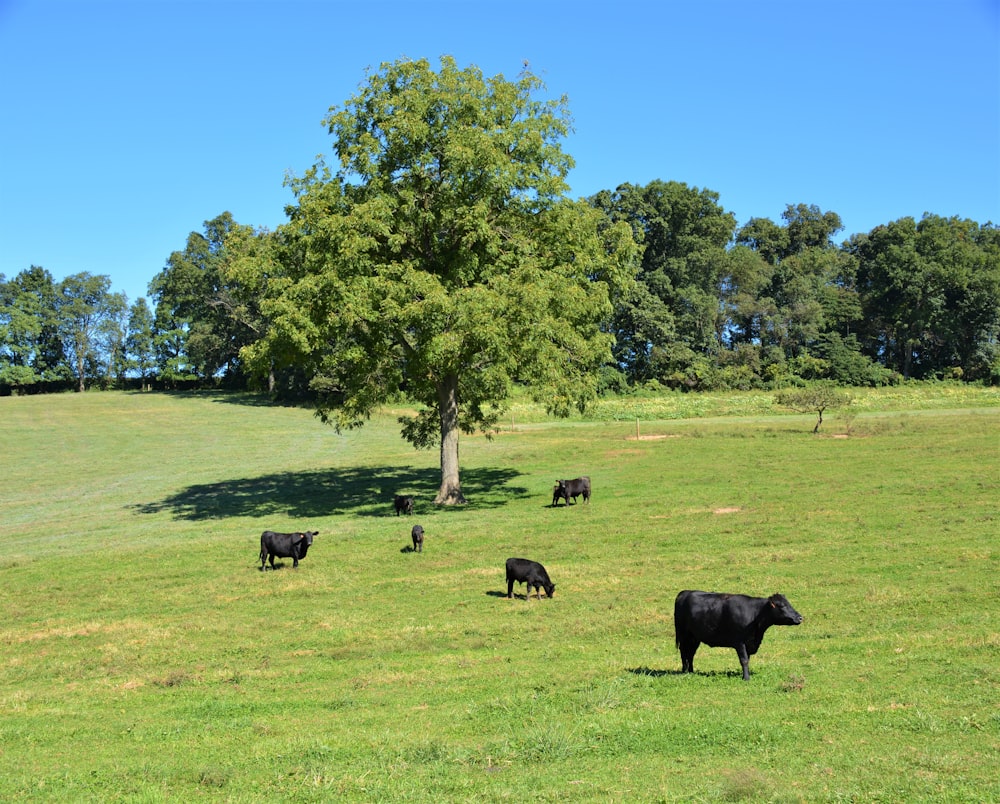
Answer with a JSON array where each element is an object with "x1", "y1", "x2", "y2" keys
[{"x1": 0, "y1": 389, "x2": 997, "y2": 802}]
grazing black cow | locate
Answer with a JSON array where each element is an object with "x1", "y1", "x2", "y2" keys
[
  {"x1": 674, "y1": 590, "x2": 803, "y2": 680},
  {"x1": 394, "y1": 494, "x2": 414, "y2": 516},
  {"x1": 506, "y1": 557, "x2": 555, "y2": 600},
  {"x1": 411, "y1": 524, "x2": 424, "y2": 553},
  {"x1": 259, "y1": 530, "x2": 318, "y2": 571},
  {"x1": 552, "y1": 476, "x2": 591, "y2": 506}
]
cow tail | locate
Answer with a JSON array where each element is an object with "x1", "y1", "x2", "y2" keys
[{"x1": 673, "y1": 596, "x2": 683, "y2": 648}]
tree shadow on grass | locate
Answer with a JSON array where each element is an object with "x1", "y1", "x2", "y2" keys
[{"x1": 132, "y1": 465, "x2": 528, "y2": 521}]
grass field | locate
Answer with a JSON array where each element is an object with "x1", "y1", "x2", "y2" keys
[{"x1": 1, "y1": 388, "x2": 997, "y2": 802}]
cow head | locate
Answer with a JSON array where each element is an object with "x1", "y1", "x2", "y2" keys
[{"x1": 768, "y1": 594, "x2": 803, "y2": 625}]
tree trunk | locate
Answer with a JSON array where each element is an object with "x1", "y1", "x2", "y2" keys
[
  {"x1": 813, "y1": 407, "x2": 824, "y2": 434},
  {"x1": 434, "y1": 374, "x2": 467, "y2": 505}
]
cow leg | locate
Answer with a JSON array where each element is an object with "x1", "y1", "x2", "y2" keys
[
  {"x1": 507, "y1": 579, "x2": 514, "y2": 599},
  {"x1": 679, "y1": 638, "x2": 698, "y2": 673},
  {"x1": 735, "y1": 644, "x2": 751, "y2": 680}
]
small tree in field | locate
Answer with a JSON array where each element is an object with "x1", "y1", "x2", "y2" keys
[
  {"x1": 236, "y1": 57, "x2": 636, "y2": 503},
  {"x1": 775, "y1": 386, "x2": 851, "y2": 433}
]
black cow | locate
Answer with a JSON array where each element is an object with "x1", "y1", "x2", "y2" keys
[
  {"x1": 552, "y1": 476, "x2": 591, "y2": 506},
  {"x1": 394, "y1": 494, "x2": 414, "y2": 516},
  {"x1": 506, "y1": 557, "x2": 555, "y2": 599},
  {"x1": 411, "y1": 524, "x2": 424, "y2": 553},
  {"x1": 259, "y1": 530, "x2": 318, "y2": 571},
  {"x1": 674, "y1": 590, "x2": 802, "y2": 680}
]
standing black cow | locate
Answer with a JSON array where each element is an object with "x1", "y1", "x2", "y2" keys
[
  {"x1": 394, "y1": 495, "x2": 414, "y2": 516},
  {"x1": 411, "y1": 524, "x2": 424, "y2": 553},
  {"x1": 259, "y1": 530, "x2": 318, "y2": 571},
  {"x1": 674, "y1": 590, "x2": 803, "y2": 680},
  {"x1": 505, "y1": 557, "x2": 555, "y2": 599},
  {"x1": 552, "y1": 476, "x2": 591, "y2": 506}
]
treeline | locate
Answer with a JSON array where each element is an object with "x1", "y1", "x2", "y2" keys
[{"x1": 2, "y1": 187, "x2": 998, "y2": 396}]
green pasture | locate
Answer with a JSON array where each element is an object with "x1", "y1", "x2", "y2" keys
[{"x1": 1, "y1": 389, "x2": 997, "y2": 802}]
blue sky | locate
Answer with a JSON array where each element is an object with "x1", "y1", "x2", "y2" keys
[{"x1": 2, "y1": 0, "x2": 998, "y2": 305}]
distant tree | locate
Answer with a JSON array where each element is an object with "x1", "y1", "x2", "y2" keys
[
  {"x1": 849, "y1": 215, "x2": 1000, "y2": 380},
  {"x1": 0, "y1": 266, "x2": 69, "y2": 389},
  {"x1": 125, "y1": 297, "x2": 157, "y2": 389},
  {"x1": 811, "y1": 332, "x2": 895, "y2": 387},
  {"x1": 223, "y1": 223, "x2": 323, "y2": 398},
  {"x1": 589, "y1": 180, "x2": 735, "y2": 384},
  {"x1": 98, "y1": 295, "x2": 129, "y2": 388},
  {"x1": 775, "y1": 385, "x2": 851, "y2": 433},
  {"x1": 150, "y1": 212, "x2": 253, "y2": 382},
  {"x1": 239, "y1": 57, "x2": 635, "y2": 503},
  {"x1": 735, "y1": 216, "x2": 789, "y2": 266},
  {"x1": 57, "y1": 273, "x2": 126, "y2": 392},
  {"x1": 733, "y1": 204, "x2": 854, "y2": 384},
  {"x1": 783, "y1": 203, "x2": 844, "y2": 253}
]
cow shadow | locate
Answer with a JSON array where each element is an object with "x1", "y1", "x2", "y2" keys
[
  {"x1": 132, "y1": 465, "x2": 528, "y2": 521},
  {"x1": 626, "y1": 667, "x2": 741, "y2": 679},
  {"x1": 486, "y1": 590, "x2": 553, "y2": 601},
  {"x1": 627, "y1": 666, "x2": 682, "y2": 678}
]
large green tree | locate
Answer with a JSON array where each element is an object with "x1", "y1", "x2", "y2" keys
[{"x1": 238, "y1": 57, "x2": 635, "y2": 503}]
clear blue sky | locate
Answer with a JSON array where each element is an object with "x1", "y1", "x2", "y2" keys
[{"x1": 2, "y1": 0, "x2": 998, "y2": 305}]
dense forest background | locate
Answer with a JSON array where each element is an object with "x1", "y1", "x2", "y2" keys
[{"x1": 2, "y1": 183, "x2": 998, "y2": 397}]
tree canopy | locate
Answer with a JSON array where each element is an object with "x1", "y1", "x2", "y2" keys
[
  {"x1": 233, "y1": 56, "x2": 636, "y2": 503},
  {"x1": 4, "y1": 61, "x2": 998, "y2": 409}
]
